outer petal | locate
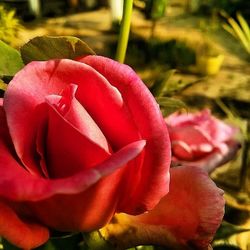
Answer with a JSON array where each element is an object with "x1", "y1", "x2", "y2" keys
[
  {"x1": 196, "y1": 110, "x2": 237, "y2": 143},
  {"x1": 129, "y1": 166, "x2": 225, "y2": 248},
  {"x1": 173, "y1": 140, "x2": 241, "y2": 173},
  {"x1": 79, "y1": 55, "x2": 171, "y2": 214},
  {"x1": 0, "y1": 106, "x2": 49, "y2": 248},
  {"x1": 0, "y1": 200, "x2": 49, "y2": 249},
  {"x1": 0, "y1": 136, "x2": 146, "y2": 202},
  {"x1": 4, "y1": 59, "x2": 141, "y2": 173}
]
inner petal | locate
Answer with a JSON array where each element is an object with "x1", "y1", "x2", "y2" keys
[
  {"x1": 172, "y1": 140, "x2": 193, "y2": 160},
  {"x1": 45, "y1": 103, "x2": 111, "y2": 178},
  {"x1": 45, "y1": 84, "x2": 110, "y2": 153},
  {"x1": 38, "y1": 85, "x2": 113, "y2": 178},
  {"x1": 169, "y1": 126, "x2": 212, "y2": 147}
]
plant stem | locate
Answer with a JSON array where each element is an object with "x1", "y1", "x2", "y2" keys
[{"x1": 115, "y1": 0, "x2": 134, "y2": 63}]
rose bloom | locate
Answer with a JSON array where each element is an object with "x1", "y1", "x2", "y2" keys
[
  {"x1": 0, "y1": 56, "x2": 171, "y2": 248},
  {"x1": 166, "y1": 109, "x2": 240, "y2": 172}
]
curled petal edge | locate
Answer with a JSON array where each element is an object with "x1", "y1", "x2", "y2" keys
[
  {"x1": 0, "y1": 201, "x2": 49, "y2": 249},
  {"x1": 0, "y1": 140, "x2": 146, "y2": 201}
]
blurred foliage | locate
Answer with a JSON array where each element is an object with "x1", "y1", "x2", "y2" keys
[
  {"x1": 144, "y1": 0, "x2": 169, "y2": 20},
  {"x1": 0, "y1": 5, "x2": 22, "y2": 45},
  {"x1": 197, "y1": 0, "x2": 250, "y2": 17},
  {"x1": 216, "y1": 99, "x2": 249, "y2": 140},
  {"x1": 0, "y1": 40, "x2": 24, "y2": 77},
  {"x1": 214, "y1": 221, "x2": 250, "y2": 240},
  {"x1": 0, "y1": 79, "x2": 7, "y2": 91},
  {"x1": 151, "y1": 69, "x2": 176, "y2": 97},
  {"x1": 118, "y1": 38, "x2": 196, "y2": 70},
  {"x1": 156, "y1": 96, "x2": 186, "y2": 116},
  {"x1": 222, "y1": 12, "x2": 250, "y2": 55}
]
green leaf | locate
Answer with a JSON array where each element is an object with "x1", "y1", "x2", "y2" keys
[
  {"x1": 226, "y1": 15, "x2": 250, "y2": 53},
  {"x1": 0, "y1": 40, "x2": 24, "y2": 76},
  {"x1": 222, "y1": 24, "x2": 238, "y2": 39},
  {"x1": 237, "y1": 13, "x2": 250, "y2": 46},
  {"x1": 156, "y1": 97, "x2": 186, "y2": 116},
  {"x1": 20, "y1": 36, "x2": 95, "y2": 64},
  {"x1": 151, "y1": 69, "x2": 176, "y2": 97},
  {"x1": 214, "y1": 221, "x2": 250, "y2": 240}
]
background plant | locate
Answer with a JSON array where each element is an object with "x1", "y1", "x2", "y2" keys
[
  {"x1": 222, "y1": 12, "x2": 250, "y2": 55},
  {"x1": 0, "y1": 5, "x2": 22, "y2": 45}
]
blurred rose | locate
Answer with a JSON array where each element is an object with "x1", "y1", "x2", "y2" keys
[
  {"x1": 166, "y1": 109, "x2": 240, "y2": 172},
  {"x1": 0, "y1": 56, "x2": 171, "y2": 248}
]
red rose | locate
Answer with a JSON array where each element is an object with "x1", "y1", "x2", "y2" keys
[
  {"x1": 0, "y1": 56, "x2": 171, "y2": 248},
  {"x1": 166, "y1": 109, "x2": 240, "y2": 172}
]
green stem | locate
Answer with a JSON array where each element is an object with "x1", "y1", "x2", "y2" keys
[{"x1": 115, "y1": 0, "x2": 134, "y2": 63}]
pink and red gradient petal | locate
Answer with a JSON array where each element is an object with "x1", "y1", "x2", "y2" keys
[
  {"x1": 80, "y1": 55, "x2": 171, "y2": 214},
  {"x1": 126, "y1": 165, "x2": 225, "y2": 248}
]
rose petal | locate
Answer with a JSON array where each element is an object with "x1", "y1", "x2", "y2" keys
[
  {"x1": 0, "y1": 118, "x2": 146, "y2": 202},
  {"x1": 171, "y1": 140, "x2": 194, "y2": 160},
  {"x1": 80, "y1": 55, "x2": 171, "y2": 214},
  {"x1": 46, "y1": 83, "x2": 110, "y2": 152},
  {"x1": 44, "y1": 86, "x2": 113, "y2": 178},
  {"x1": 174, "y1": 140, "x2": 241, "y2": 173},
  {"x1": 166, "y1": 110, "x2": 212, "y2": 127},
  {"x1": 0, "y1": 200, "x2": 49, "y2": 249},
  {"x1": 0, "y1": 133, "x2": 146, "y2": 231},
  {"x1": 19, "y1": 141, "x2": 145, "y2": 232},
  {"x1": 132, "y1": 166, "x2": 225, "y2": 248},
  {"x1": 196, "y1": 110, "x2": 237, "y2": 143},
  {"x1": 0, "y1": 100, "x2": 146, "y2": 232},
  {"x1": 169, "y1": 126, "x2": 212, "y2": 148},
  {"x1": 4, "y1": 59, "x2": 141, "y2": 172},
  {"x1": 0, "y1": 104, "x2": 48, "y2": 248}
]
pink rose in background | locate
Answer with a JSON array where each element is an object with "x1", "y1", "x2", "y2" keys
[
  {"x1": 166, "y1": 109, "x2": 240, "y2": 172},
  {"x1": 0, "y1": 56, "x2": 171, "y2": 248}
]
